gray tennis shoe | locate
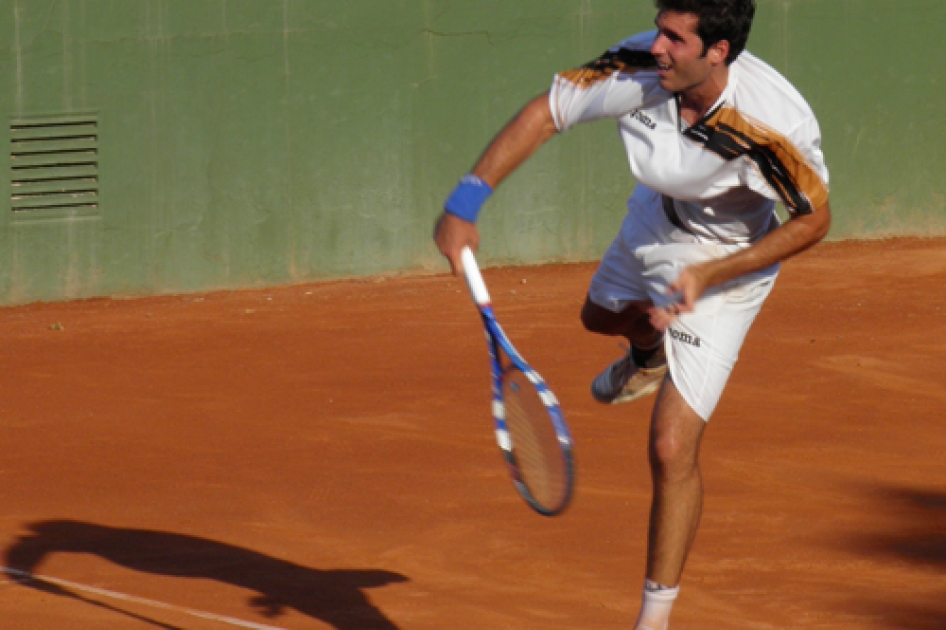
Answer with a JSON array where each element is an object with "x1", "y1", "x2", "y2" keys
[{"x1": 591, "y1": 344, "x2": 668, "y2": 404}]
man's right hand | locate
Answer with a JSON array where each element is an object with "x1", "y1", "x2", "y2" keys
[{"x1": 433, "y1": 212, "x2": 479, "y2": 276}]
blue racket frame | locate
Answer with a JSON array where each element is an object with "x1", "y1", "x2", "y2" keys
[{"x1": 461, "y1": 248, "x2": 575, "y2": 516}]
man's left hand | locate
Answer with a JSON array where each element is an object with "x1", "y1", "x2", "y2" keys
[{"x1": 647, "y1": 264, "x2": 710, "y2": 331}]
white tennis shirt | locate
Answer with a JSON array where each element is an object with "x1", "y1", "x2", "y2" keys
[{"x1": 549, "y1": 30, "x2": 830, "y2": 245}]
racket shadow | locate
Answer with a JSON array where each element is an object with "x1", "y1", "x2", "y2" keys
[{"x1": 4, "y1": 519, "x2": 408, "y2": 630}]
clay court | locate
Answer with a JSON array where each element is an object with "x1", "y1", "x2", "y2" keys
[{"x1": 0, "y1": 238, "x2": 944, "y2": 629}]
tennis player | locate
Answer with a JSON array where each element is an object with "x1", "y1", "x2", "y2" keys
[{"x1": 434, "y1": 1, "x2": 830, "y2": 627}]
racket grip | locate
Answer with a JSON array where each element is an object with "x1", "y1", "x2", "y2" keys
[{"x1": 461, "y1": 247, "x2": 491, "y2": 306}]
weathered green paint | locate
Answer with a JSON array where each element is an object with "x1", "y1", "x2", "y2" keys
[{"x1": 0, "y1": 1, "x2": 943, "y2": 304}]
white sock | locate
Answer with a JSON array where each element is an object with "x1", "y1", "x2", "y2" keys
[{"x1": 634, "y1": 580, "x2": 680, "y2": 630}]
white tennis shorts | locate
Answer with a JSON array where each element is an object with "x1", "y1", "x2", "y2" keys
[{"x1": 588, "y1": 186, "x2": 779, "y2": 420}]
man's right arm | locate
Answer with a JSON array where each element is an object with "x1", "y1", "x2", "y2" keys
[
  {"x1": 433, "y1": 92, "x2": 558, "y2": 276},
  {"x1": 434, "y1": 36, "x2": 656, "y2": 275}
]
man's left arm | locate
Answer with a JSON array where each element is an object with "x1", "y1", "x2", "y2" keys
[{"x1": 658, "y1": 201, "x2": 831, "y2": 323}]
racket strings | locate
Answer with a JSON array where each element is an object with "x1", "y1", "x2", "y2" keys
[{"x1": 502, "y1": 371, "x2": 568, "y2": 511}]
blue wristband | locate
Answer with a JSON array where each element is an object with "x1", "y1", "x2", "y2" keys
[{"x1": 444, "y1": 175, "x2": 493, "y2": 223}]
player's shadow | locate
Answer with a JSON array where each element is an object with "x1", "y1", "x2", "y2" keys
[
  {"x1": 4, "y1": 520, "x2": 408, "y2": 630},
  {"x1": 844, "y1": 487, "x2": 946, "y2": 629}
]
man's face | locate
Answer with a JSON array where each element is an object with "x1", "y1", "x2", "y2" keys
[{"x1": 650, "y1": 10, "x2": 715, "y2": 94}]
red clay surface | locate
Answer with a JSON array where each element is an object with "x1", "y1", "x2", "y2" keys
[{"x1": 0, "y1": 238, "x2": 944, "y2": 629}]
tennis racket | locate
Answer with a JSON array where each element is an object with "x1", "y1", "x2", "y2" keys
[{"x1": 460, "y1": 247, "x2": 575, "y2": 516}]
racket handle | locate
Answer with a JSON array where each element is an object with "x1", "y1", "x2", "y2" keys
[{"x1": 461, "y1": 247, "x2": 491, "y2": 306}]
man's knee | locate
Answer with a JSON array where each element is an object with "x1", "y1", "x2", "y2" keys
[
  {"x1": 581, "y1": 295, "x2": 638, "y2": 335},
  {"x1": 649, "y1": 432, "x2": 699, "y2": 482},
  {"x1": 580, "y1": 296, "x2": 609, "y2": 333},
  {"x1": 649, "y1": 383, "x2": 706, "y2": 482}
]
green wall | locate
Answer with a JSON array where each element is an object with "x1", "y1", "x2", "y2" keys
[{"x1": 0, "y1": 1, "x2": 943, "y2": 304}]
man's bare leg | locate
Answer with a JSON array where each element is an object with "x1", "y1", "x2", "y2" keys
[
  {"x1": 635, "y1": 376, "x2": 706, "y2": 630},
  {"x1": 647, "y1": 376, "x2": 705, "y2": 583}
]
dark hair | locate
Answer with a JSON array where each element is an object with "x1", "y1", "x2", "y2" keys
[{"x1": 654, "y1": 0, "x2": 755, "y2": 65}]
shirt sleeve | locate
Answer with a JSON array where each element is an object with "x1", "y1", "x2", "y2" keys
[{"x1": 549, "y1": 31, "x2": 660, "y2": 132}]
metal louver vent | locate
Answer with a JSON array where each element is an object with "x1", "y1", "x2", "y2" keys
[{"x1": 10, "y1": 115, "x2": 99, "y2": 214}]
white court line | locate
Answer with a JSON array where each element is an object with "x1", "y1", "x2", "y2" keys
[{"x1": 1, "y1": 567, "x2": 287, "y2": 630}]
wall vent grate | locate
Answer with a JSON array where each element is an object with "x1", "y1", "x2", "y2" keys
[{"x1": 10, "y1": 115, "x2": 99, "y2": 214}]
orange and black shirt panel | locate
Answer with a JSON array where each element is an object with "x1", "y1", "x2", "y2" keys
[
  {"x1": 558, "y1": 49, "x2": 658, "y2": 89},
  {"x1": 682, "y1": 104, "x2": 829, "y2": 215}
]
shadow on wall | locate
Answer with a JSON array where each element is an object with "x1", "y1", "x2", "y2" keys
[
  {"x1": 845, "y1": 488, "x2": 946, "y2": 629},
  {"x1": 4, "y1": 520, "x2": 408, "y2": 630}
]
